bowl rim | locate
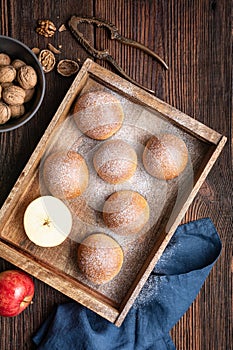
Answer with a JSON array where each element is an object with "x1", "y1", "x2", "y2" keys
[{"x1": 0, "y1": 35, "x2": 46, "y2": 133}]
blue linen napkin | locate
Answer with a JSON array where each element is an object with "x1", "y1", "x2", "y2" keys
[{"x1": 33, "y1": 218, "x2": 221, "y2": 350}]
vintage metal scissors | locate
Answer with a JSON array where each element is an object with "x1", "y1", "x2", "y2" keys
[{"x1": 68, "y1": 15, "x2": 168, "y2": 94}]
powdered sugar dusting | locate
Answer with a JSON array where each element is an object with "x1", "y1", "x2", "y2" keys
[
  {"x1": 133, "y1": 276, "x2": 161, "y2": 308},
  {"x1": 42, "y1": 151, "x2": 88, "y2": 199},
  {"x1": 38, "y1": 81, "x2": 197, "y2": 303},
  {"x1": 93, "y1": 139, "x2": 137, "y2": 184},
  {"x1": 102, "y1": 190, "x2": 149, "y2": 235},
  {"x1": 133, "y1": 236, "x2": 180, "y2": 308},
  {"x1": 77, "y1": 233, "x2": 123, "y2": 284},
  {"x1": 143, "y1": 134, "x2": 189, "y2": 180},
  {"x1": 73, "y1": 91, "x2": 124, "y2": 140}
]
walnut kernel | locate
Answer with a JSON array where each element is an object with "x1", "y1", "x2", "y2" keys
[
  {"x1": 17, "y1": 65, "x2": 37, "y2": 89},
  {"x1": 0, "y1": 53, "x2": 11, "y2": 66},
  {"x1": 0, "y1": 65, "x2": 16, "y2": 83},
  {"x1": 3, "y1": 85, "x2": 26, "y2": 105},
  {"x1": 0, "y1": 101, "x2": 11, "y2": 124},
  {"x1": 36, "y1": 19, "x2": 56, "y2": 37},
  {"x1": 9, "y1": 104, "x2": 25, "y2": 118},
  {"x1": 38, "y1": 49, "x2": 55, "y2": 73}
]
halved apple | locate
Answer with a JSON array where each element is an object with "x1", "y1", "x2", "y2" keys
[{"x1": 23, "y1": 196, "x2": 72, "y2": 247}]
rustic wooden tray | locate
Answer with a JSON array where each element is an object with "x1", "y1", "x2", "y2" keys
[{"x1": 0, "y1": 59, "x2": 226, "y2": 326}]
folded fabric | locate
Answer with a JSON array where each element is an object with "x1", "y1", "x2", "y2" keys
[{"x1": 33, "y1": 218, "x2": 221, "y2": 350}]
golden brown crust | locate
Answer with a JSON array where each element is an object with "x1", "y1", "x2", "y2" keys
[
  {"x1": 143, "y1": 134, "x2": 188, "y2": 180},
  {"x1": 93, "y1": 139, "x2": 137, "y2": 184},
  {"x1": 43, "y1": 150, "x2": 89, "y2": 199},
  {"x1": 77, "y1": 233, "x2": 124, "y2": 284},
  {"x1": 73, "y1": 91, "x2": 124, "y2": 140},
  {"x1": 103, "y1": 190, "x2": 150, "y2": 235}
]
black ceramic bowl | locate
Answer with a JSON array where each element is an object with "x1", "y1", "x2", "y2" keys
[{"x1": 0, "y1": 35, "x2": 45, "y2": 132}]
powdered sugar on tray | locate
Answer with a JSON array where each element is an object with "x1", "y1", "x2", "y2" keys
[{"x1": 38, "y1": 83, "x2": 197, "y2": 303}]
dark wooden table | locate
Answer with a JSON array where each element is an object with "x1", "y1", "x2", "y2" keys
[{"x1": 0, "y1": 1, "x2": 232, "y2": 349}]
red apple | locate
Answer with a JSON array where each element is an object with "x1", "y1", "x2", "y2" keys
[{"x1": 0, "y1": 270, "x2": 34, "y2": 317}]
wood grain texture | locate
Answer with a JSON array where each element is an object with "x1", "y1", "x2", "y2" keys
[
  {"x1": 0, "y1": 0, "x2": 232, "y2": 349},
  {"x1": 1, "y1": 58, "x2": 225, "y2": 327}
]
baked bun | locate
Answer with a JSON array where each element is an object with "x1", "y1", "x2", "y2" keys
[
  {"x1": 43, "y1": 150, "x2": 89, "y2": 199},
  {"x1": 93, "y1": 139, "x2": 137, "y2": 184},
  {"x1": 103, "y1": 190, "x2": 149, "y2": 236},
  {"x1": 143, "y1": 134, "x2": 188, "y2": 180},
  {"x1": 77, "y1": 233, "x2": 123, "y2": 284},
  {"x1": 73, "y1": 91, "x2": 124, "y2": 140}
]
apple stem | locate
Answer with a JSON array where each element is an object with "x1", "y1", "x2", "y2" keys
[{"x1": 23, "y1": 299, "x2": 33, "y2": 304}]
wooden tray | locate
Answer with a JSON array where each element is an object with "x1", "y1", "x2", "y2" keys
[{"x1": 0, "y1": 58, "x2": 226, "y2": 326}]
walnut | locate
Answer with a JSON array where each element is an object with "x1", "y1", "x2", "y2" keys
[
  {"x1": 0, "y1": 53, "x2": 11, "y2": 66},
  {"x1": 0, "y1": 65, "x2": 16, "y2": 83},
  {"x1": 9, "y1": 104, "x2": 25, "y2": 118},
  {"x1": 0, "y1": 101, "x2": 11, "y2": 124},
  {"x1": 2, "y1": 85, "x2": 26, "y2": 105},
  {"x1": 1, "y1": 82, "x2": 13, "y2": 89},
  {"x1": 11, "y1": 59, "x2": 26, "y2": 70},
  {"x1": 0, "y1": 85, "x2": 2, "y2": 99},
  {"x1": 17, "y1": 65, "x2": 37, "y2": 89},
  {"x1": 24, "y1": 87, "x2": 35, "y2": 103},
  {"x1": 38, "y1": 49, "x2": 55, "y2": 73},
  {"x1": 57, "y1": 59, "x2": 79, "y2": 77},
  {"x1": 36, "y1": 19, "x2": 56, "y2": 37}
]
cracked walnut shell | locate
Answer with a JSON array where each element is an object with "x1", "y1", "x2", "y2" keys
[
  {"x1": 57, "y1": 59, "x2": 79, "y2": 77},
  {"x1": 17, "y1": 65, "x2": 38, "y2": 89},
  {"x1": 39, "y1": 49, "x2": 55, "y2": 73},
  {"x1": 0, "y1": 65, "x2": 16, "y2": 83},
  {"x1": 36, "y1": 19, "x2": 56, "y2": 37},
  {"x1": 2, "y1": 85, "x2": 26, "y2": 105}
]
